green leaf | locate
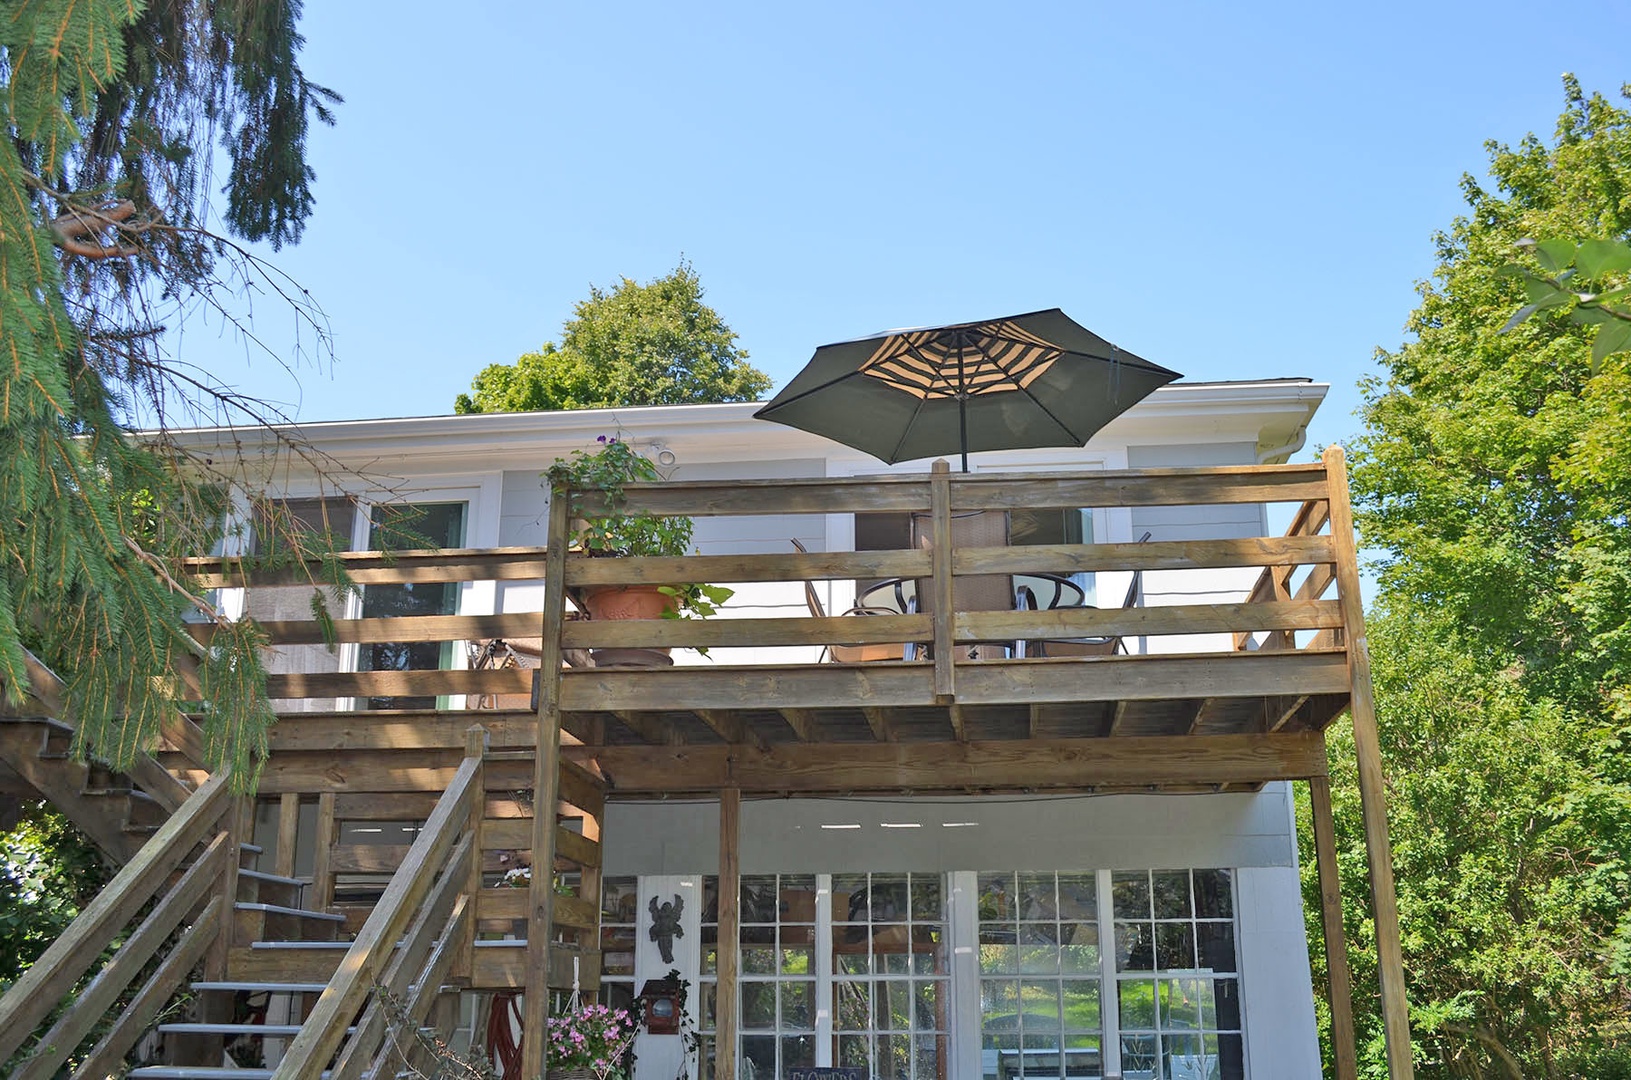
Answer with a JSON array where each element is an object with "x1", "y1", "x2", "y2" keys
[
  {"x1": 1575, "y1": 239, "x2": 1631, "y2": 279},
  {"x1": 1534, "y1": 238, "x2": 1577, "y2": 274},
  {"x1": 1590, "y1": 319, "x2": 1631, "y2": 369},
  {"x1": 1521, "y1": 278, "x2": 1574, "y2": 310},
  {"x1": 1500, "y1": 303, "x2": 1542, "y2": 333}
]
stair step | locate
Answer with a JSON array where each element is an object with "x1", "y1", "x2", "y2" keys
[
  {"x1": 239, "y1": 868, "x2": 306, "y2": 888},
  {"x1": 191, "y1": 980, "x2": 330, "y2": 993},
  {"x1": 252, "y1": 940, "x2": 354, "y2": 950},
  {"x1": 240, "y1": 841, "x2": 265, "y2": 854},
  {"x1": 235, "y1": 902, "x2": 346, "y2": 922},
  {"x1": 157, "y1": 1022, "x2": 356, "y2": 1036}
]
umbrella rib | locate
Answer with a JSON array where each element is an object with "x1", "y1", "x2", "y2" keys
[
  {"x1": 976, "y1": 339, "x2": 1082, "y2": 443},
  {"x1": 980, "y1": 331, "x2": 1179, "y2": 376}
]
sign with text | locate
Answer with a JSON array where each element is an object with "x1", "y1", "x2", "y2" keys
[{"x1": 786, "y1": 1070, "x2": 866, "y2": 1080}]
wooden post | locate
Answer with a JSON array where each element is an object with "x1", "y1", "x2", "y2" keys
[
  {"x1": 275, "y1": 793, "x2": 300, "y2": 880},
  {"x1": 1308, "y1": 774, "x2": 1359, "y2": 1080},
  {"x1": 311, "y1": 792, "x2": 336, "y2": 911},
  {"x1": 716, "y1": 787, "x2": 742, "y2": 1080},
  {"x1": 457, "y1": 725, "x2": 487, "y2": 980},
  {"x1": 1323, "y1": 444, "x2": 1414, "y2": 1079},
  {"x1": 521, "y1": 486, "x2": 571, "y2": 1080},
  {"x1": 929, "y1": 460, "x2": 955, "y2": 702}
]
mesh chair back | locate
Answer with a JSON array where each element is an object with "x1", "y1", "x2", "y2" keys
[{"x1": 909, "y1": 509, "x2": 1013, "y2": 614}]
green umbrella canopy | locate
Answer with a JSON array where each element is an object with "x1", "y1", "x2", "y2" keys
[{"x1": 754, "y1": 309, "x2": 1182, "y2": 470}]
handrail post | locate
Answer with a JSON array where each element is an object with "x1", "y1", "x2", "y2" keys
[
  {"x1": 1322, "y1": 444, "x2": 1414, "y2": 1079},
  {"x1": 456, "y1": 725, "x2": 487, "y2": 980},
  {"x1": 522, "y1": 485, "x2": 571, "y2": 1080},
  {"x1": 930, "y1": 460, "x2": 955, "y2": 702}
]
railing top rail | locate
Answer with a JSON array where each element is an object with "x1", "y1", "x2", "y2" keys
[
  {"x1": 578, "y1": 461, "x2": 1331, "y2": 516},
  {"x1": 187, "y1": 545, "x2": 550, "y2": 588}
]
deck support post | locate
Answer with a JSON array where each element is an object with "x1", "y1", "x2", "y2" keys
[
  {"x1": 1323, "y1": 444, "x2": 1413, "y2": 1079},
  {"x1": 522, "y1": 486, "x2": 572, "y2": 1080},
  {"x1": 1308, "y1": 774, "x2": 1359, "y2": 1080},
  {"x1": 716, "y1": 786, "x2": 742, "y2": 1080}
]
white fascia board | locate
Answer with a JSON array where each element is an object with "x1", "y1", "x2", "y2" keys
[{"x1": 163, "y1": 380, "x2": 1327, "y2": 480}]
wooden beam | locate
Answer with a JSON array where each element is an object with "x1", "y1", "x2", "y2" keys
[
  {"x1": 860, "y1": 707, "x2": 894, "y2": 742},
  {"x1": 266, "y1": 710, "x2": 539, "y2": 752},
  {"x1": 694, "y1": 709, "x2": 767, "y2": 751},
  {"x1": 948, "y1": 703, "x2": 967, "y2": 742},
  {"x1": 778, "y1": 708, "x2": 819, "y2": 742},
  {"x1": 611, "y1": 711, "x2": 675, "y2": 745},
  {"x1": 1323, "y1": 444, "x2": 1413, "y2": 1080},
  {"x1": 1107, "y1": 700, "x2": 1130, "y2": 737},
  {"x1": 570, "y1": 733, "x2": 1328, "y2": 795},
  {"x1": 1309, "y1": 774, "x2": 1360, "y2": 1080},
  {"x1": 1266, "y1": 695, "x2": 1311, "y2": 733},
  {"x1": 559, "y1": 649, "x2": 1352, "y2": 713},
  {"x1": 1028, "y1": 703, "x2": 1043, "y2": 740},
  {"x1": 521, "y1": 486, "x2": 571, "y2": 1080},
  {"x1": 716, "y1": 788, "x2": 741, "y2": 1080}
]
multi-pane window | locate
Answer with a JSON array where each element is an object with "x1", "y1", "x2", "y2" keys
[
  {"x1": 832, "y1": 872, "x2": 948, "y2": 1080},
  {"x1": 977, "y1": 872, "x2": 1102, "y2": 1079},
  {"x1": 1112, "y1": 869, "x2": 1242, "y2": 1080},
  {"x1": 739, "y1": 874, "x2": 818, "y2": 1078},
  {"x1": 599, "y1": 876, "x2": 639, "y2": 1014}
]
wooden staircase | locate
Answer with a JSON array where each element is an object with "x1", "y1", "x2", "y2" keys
[{"x1": 0, "y1": 721, "x2": 605, "y2": 1078}]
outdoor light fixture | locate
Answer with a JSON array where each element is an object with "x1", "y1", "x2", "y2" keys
[{"x1": 647, "y1": 442, "x2": 678, "y2": 467}]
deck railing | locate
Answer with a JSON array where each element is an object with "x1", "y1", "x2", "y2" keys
[{"x1": 0, "y1": 771, "x2": 236, "y2": 1077}]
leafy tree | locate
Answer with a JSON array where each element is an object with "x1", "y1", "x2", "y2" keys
[
  {"x1": 1312, "y1": 78, "x2": 1631, "y2": 1076},
  {"x1": 0, "y1": 805, "x2": 109, "y2": 992},
  {"x1": 454, "y1": 262, "x2": 771, "y2": 413},
  {"x1": 0, "y1": 0, "x2": 340, "y2": 787}
]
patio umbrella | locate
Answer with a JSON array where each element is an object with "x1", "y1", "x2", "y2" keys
[{"x1": 753, "y1": 309, "x2": 1181, "y2": 470}]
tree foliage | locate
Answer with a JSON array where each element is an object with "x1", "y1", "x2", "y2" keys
[
  {"x1": 1313, "y1": 78, "x2": 1631, "y2": 1076},
  {"x1": 0, "y1": 805, "x2": 109, "y2": 993},
  {"x1": 0, "y1": 0, "x2": 338, "y2": 788},
  {"x1": 454, "y1": 262, "x2": 771, "y2": 414}
]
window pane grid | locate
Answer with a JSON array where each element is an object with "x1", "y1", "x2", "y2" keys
[
  {"x1": 1112, "y1": 869, "x2": 1242, "y2": 1080},
  {"x1": 979, "y1": 872, "x2": 1101, "y2": 1080},
  {"x1": 832, "y1": 872, "x2": 948, "y2": 1079}
]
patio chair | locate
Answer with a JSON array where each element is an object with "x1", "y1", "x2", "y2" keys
[
  {"x1": 908, "y1": 509, "x2": 1013, "y2": 660},
  {"x1": 790, "y1": 538, "x2": 906, "y2": 662},
  {"x1": 1018, "y1": 531, "x2": 1152, "y2": 658}
]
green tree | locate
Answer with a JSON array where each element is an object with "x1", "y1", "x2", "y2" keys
[
  {"x1": 1313, "y1": 78, "x2": 1631, "y2": 1076},
  {"x1": 454, "y1": 262, "x2": 771, "y2": 413},
  {"x1": 0, "y1": 0, "x2": 339, "y2": 786}
]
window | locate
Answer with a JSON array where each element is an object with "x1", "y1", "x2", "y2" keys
[
  {"x1": 832, "y1": 872, "x2": 948, "y2": 1079},
  {"x1": 1111, "y1": 870, "x2": 1242, "y2": 1080},
  {"x1": 978, "y1": 872, "x2": 1102, "y2": 1079},
  {"x1": 358, "y1": 501, "x2": 467, "y2": 709},
  {"x1": 600, "y1": 876, "x2": 639, "y2": 1013}
]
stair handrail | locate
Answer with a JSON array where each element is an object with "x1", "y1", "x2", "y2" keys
[
  {"x1": 0, "y1": 768, "x2": 233, "y2": 1065},
  {"x1": 272, "y1": 725, "x2": 488, "y2": 1080}
]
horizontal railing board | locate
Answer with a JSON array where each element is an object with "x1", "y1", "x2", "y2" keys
[
  {"x1": 586, "y1": 463, "x2": 1328, "y2": 518},
  {"x1": 561, "y1": 537, "x2": 1332, "y2": 591},
  {"x1": 188, "y1": 546, "x2": 550, "y2": 588},
  {"x1": 562, "y1": 612, "x2": 930, "y2": 650},
  {"x1": 565, "y1": 732, "x2": 1330, "y2": 794},
  {"x1": 558, "y1": 650, "x2": 1352, "y2": 712},
  {"x1": 196, "y1": 612, "x2": 543, "y2": 648},
  {"x1": 268, "y1": 712, "x2": 539, "y2": 753},
  {"x1": 266, "y1": 668, "x2": 532, "y2": 699},
  {"x1": 566, "y1": 549, "x2": 931, "y2": 587},
  {"x1": 559, "y1": 601, "x2": 1338, "y2": 651}
]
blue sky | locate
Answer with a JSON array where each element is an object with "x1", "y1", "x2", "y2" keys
[{"x1": 183, "y1": 1, "x2": 1630, "y2": 459}]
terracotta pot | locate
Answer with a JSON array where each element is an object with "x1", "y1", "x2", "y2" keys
[
  {"x1": 582, "y1": 584, "x2": 677, "y2": 668},
  {"x1": 582, "y1": 583, "x2": 676, "y2": 622}
]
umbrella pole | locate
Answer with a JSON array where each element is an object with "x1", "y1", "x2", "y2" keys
[{"x1": 959, "y1": 395, "x2": 969, "y2": 473}]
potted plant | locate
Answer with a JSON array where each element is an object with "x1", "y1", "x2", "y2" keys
[
  {"x1": 545, "y1": 437, "x2": 732, "y2": 665},
  {"x1": 544, "y1": 1000, "x2": 638, "y2": 1080}
]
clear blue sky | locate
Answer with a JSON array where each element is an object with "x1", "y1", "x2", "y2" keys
[{"x1": 183, "y1": 1, "x2": 1630, "y2": 459}]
